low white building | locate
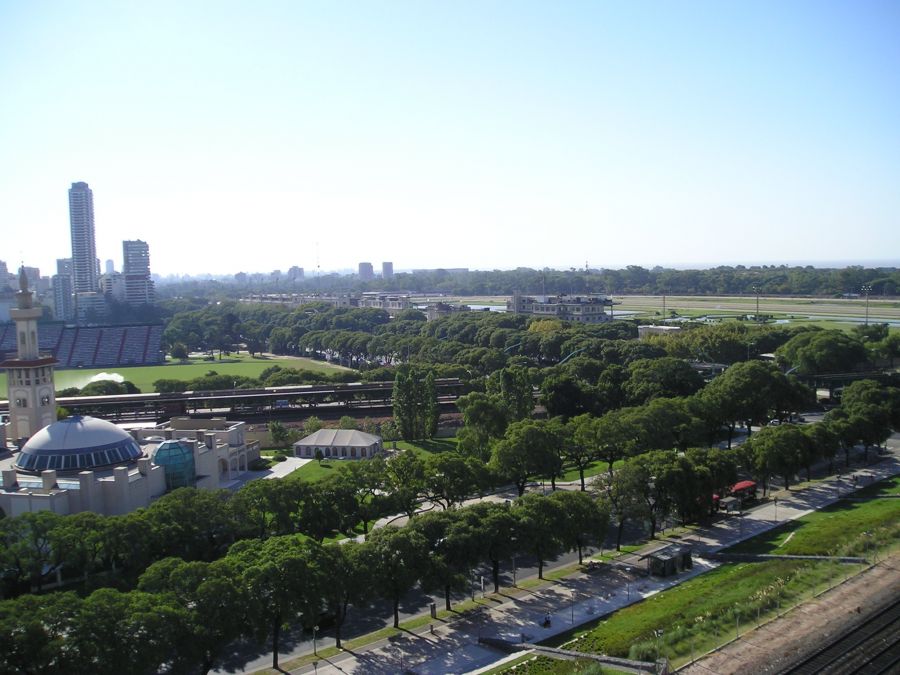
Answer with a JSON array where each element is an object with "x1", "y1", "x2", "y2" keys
[{"x1": 293, "y1": 429, "x2": 383, "y2": 460}]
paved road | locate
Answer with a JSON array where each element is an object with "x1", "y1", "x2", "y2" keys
[{"x1": 222, "y1": 434, "x2": 900, "y2": 675}]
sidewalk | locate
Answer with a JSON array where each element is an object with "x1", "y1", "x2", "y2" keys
[{"x1": 272, "y1": 438, "x2": 900, "y2": 674}]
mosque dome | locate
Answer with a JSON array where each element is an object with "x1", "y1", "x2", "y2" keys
[{"x1": 14, "y1": 415, "x2": 143, "y2": 474}]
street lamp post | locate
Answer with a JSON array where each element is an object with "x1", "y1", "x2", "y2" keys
[
  {"x1": 752, "y1": 285, "x2": 761, "y2": 322},
  {"x1": 625, "y1": 567, "x2": 632, "y2": 601},
  {"x1": 861, "y1": 285, "x2": 872, "y2": 326},
  {"x1": 313, "y1": 625, "x2": 319, "y2": 656}
]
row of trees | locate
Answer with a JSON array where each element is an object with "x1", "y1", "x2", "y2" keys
[
  {"x1": 156, "y1": 264, "x2": 900, "y2": 299},
  {"x1": 0, "y1": 445, "x2": 496, "y2": 599},
  {"x1": 1, "y1": 493, "x2": 608, "y2": 674}
]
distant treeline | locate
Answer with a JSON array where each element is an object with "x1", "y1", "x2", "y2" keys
[{"x1": 156, "y1": 264, "x2": 900, "y2": 299}]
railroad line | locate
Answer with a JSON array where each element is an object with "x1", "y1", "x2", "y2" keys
[{"x1": 779, "y1": 595, "x2": 900, "y2": 675}]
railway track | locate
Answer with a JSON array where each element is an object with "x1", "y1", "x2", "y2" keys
[{"x1": 779, "y1": 595, "x2": 900, "y2": 675}]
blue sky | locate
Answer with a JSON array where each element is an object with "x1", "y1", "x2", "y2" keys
[{"x1": 1, "y1": 1, "x2": 898, "y2": 277}]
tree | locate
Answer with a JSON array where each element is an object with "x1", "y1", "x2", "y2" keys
[
  {"x1": 540, "y1": 373, "x2": 594, "y2": 419},
  {"x1": 841, "y1": 380, "x2": 900, "y2": 429},
  {"x1": 424, "y1": 371, "x2": 440, "y2": 438},
  {"x1": 170, "y1": 343, "x2": 189, "y2": 360},
  {"x1": 594, "y1": 407, "x2": 643, "y2": 473},
  {"x1": 338, "y1": 456, "x2": 388, "y2": 534},
  {"x1": 364, "y1": 526, "x2": 429, "y2": 628},
  {"x1": 548, "y1": 491, "x2": 609, "y2": 564},
  {"x1": 490, "y1": 419, "x2": 557, "y2": 496},
  {"x1": 71, "y1": 588, "x2": 187, "y2": 675},
  {"x1": 51, "y1": 511, "x2": 108, "y2": 583},
  {"x1": 746, "y1": 425, "x2": 807, "y2": 492},
  {"x1": 319, "y1": 542, "x2": 372, "y2": 648},
  {"x1": 455, "y1": 391, "x2": 509, "y2": 460},
  {"x1": 685, "y1": 447, "x2": 739, "y2": 517},
  {"x1": 775, "y1": 329, "x2": 868, "y2": 375},
  {"x1": 511, "y1": 494, "x2": 565, "y2": 579},
  {"x1": 268, "y1": 420, "x2": 296, "y2": 448},
  {"x1": 227, "y1": 536, "x2": 325, "y2": 671},
  {"x1": 804, "y1": 422, "x2": 839, "y2": 474},
  {"x1": 138, "y1": 557, "x2": 248, "y2": 674},
  {"x1": 338, "y1": 415, "x2": 358, "y2": 430},
  {"x1": 600, "y1": 460, "x2": 651, "y2": 550},
  {"x1": 823, "y1": 408, "x2": 864, "y2": 468},
  {"x1": 567, "y1": 414, "x2": 603, "y2": 491},
  {"x1": 410, "y1": 511, "x2": 475, "y2": 612},
  {"x1": 144, "y1": 487, "x2": 240, "y2": 561},
  {"x1": 0, "y1": 591, "x2": 82, "y2": 674},
  {"x1": 393, "y1": 367, "x2": 438, "y2": 440},
  {"x1": 701, "y1": 361, "x2": 789, "y2": 441},
  {"x1": 424, "y1": 452, "x2": 483, "y2": 510},
  {"x1": 384, "y1": 450, "x2": 427, "y2": 518},
  {"x1": 465, "y1": 502, "x2": 518, "y2": 593},
  {"x1": 303, "y1": 416, "x2": 324, "y2": 435},
  {"x1": 624, "y1": 357, "x2": 704, "y2": 405},
  {"x1": 0, "y1": 510, "x2": 66, "y2": 593},
  {"x1": 486, "y1": 365, "x2": 535, "y2": 421}
]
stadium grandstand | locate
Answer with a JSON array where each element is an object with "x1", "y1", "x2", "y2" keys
[{"x1": 0, "y1": 323, "x2": 164, "y2": 368}]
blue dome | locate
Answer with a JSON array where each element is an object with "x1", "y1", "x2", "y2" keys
[
  {"x1": 150, "y1": 440, "x2": 196, "y2": 490},
  {"x1": 15, "y1": 415, "x2": 142, "y2": 473}
]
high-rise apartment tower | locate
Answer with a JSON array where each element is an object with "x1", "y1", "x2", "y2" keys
[
  {"x1": 122, "y1": 240, "x2": 154, "y2": 305},
  {"x1": 68, "y1": 182, "x2": 99, "y2": 293}
]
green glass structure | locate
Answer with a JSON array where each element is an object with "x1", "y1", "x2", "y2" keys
[{"x1": 151, "y1": 440, "x2": 195, "y2": 490}]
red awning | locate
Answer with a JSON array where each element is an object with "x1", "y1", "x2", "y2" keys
[{"x1": 731, "y1": 480, "x2": 756, "y2": 492}]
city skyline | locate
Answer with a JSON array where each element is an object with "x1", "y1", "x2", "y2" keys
[{"x1": 2, "y1": 2, "x2": 899, "y2": 277}]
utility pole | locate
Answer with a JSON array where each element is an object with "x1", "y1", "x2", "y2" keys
[{"x1": 861, "y1": 285, "x2": 872, "y2": 325}]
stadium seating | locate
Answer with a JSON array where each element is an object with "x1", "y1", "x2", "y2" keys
[{"x1": 0, "y1": 322, "x2": 164, "y2": 368}]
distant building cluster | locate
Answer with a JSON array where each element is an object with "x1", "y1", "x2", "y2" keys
[
  {"x1": 243, "y1": 291, "x2": 415, "y2": 317},
  {"x1": 241, "y1": 291, "x2": 481, "y2": 321},
  {"x1": 507, "y1": 293, "x2": 615, "y2": 323},
  {"x1": 1, "y1": 182, "x2": 156, "y2": 325}
]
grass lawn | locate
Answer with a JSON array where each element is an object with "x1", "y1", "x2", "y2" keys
[
  {"x1": 725, "y1": 492, "x2": 900, "y2": 556},
  {"x1": 554, "y1": 559, "x2": 853, "y2": 665},
  {"x1": 395, "y1": 437, "x2": 459, "y2": 457},
  {"x1": 289, "y1": 459, "x2": 343, "y2": 482},
  {"x1": 553, "y1": 484, "x2": 900, "y2": 666},
  {"x1": 288, "y1": 439, "x2": 459, "y2": 482},
  {"x1": 2, "y1": 353, "x2": 351, "y2": 393},
  {"x1": 489, "y1": 654, "x2": 619, "y2": 674},
  {"x1": 853, "y1": 475, "x2": 900, "y2": 498}
]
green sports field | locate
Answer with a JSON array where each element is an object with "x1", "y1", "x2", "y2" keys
[{"x1": 0, "y1": 354, "x2": 351, "y2": 395}]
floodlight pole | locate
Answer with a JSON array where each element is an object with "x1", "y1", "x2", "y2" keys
[{"x1": 861, "y1": 285, "x2": 872, "y2": 325}]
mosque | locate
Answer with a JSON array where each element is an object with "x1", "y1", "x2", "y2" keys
[{"x1": 0, "y1": 268, "x2": 260, "y2": 517}]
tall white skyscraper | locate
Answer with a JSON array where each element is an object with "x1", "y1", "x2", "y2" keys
[{"x1": 68, "y1": 182, "x2": 99, "y2": 293}]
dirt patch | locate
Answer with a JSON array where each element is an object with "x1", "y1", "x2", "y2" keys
[{"x1": 680, "y1": 553, "x2": 900, "y2": 674}]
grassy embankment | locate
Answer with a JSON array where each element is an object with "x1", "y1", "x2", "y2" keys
[{"x1": 542, "y1": 477, "x2": 900, "y2": 668}]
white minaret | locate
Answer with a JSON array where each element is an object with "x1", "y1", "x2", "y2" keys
[{"x1": 1, "y1": 267, "x2": 58, "y2": 443}]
